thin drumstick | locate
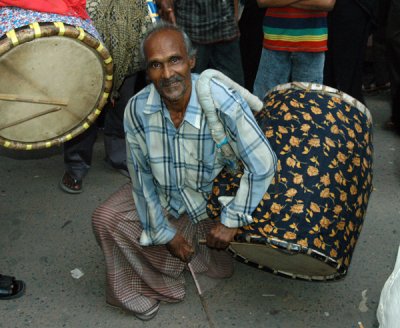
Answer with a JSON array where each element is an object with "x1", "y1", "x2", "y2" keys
[
  {"x1": 0, "y1": 93, "x2": 68, "y2": 106},
  {"x1": 188, "y1": 262, "x2": 215, "y2": 328},
  {"x1": 0, "y1": 107, "x2": 62, "y2": 131}
]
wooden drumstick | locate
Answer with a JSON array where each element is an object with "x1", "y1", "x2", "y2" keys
[
  {"x1": 0, "y1": 93, "x2": 68, "y2": 106},
  {"x1": 198, "y1": 239, "x2": 234, "y2": 246},
  {"x1": 187, "y1": 262, "x2": 216, "y2": 328},
  {"x1": 0, "y1": 107, "x2": 62, "y2": 131}
]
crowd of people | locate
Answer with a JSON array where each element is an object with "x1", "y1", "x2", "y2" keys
[{"x1": 1, "y1": 0, "x2": 399, "y2": 324}]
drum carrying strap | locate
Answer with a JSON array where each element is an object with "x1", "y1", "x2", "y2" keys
[{"x1": 195, "y1": 69, "x2": 263, "y2": 173}]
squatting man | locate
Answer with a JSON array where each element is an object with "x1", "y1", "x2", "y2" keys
[{"x1": 92, "y1": 22, "x2": 277, "y2": 321}]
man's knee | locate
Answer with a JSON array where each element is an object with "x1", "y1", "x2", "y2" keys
[{"x1": 92, "y1": 203, "x2": 117, "y2": 237}]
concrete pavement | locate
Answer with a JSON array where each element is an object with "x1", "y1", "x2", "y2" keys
[{"x1": 1, "y1": 91, "x2": 399, "y2": 328}]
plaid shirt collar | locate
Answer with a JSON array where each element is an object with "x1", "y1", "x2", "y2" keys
[{"x1": 143, "y1": 74, "x2": 202, "y2": 130}]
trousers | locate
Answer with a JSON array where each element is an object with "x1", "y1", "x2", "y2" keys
[
  {"x1": 63, "y1": 74, "x2": 137, "y2": 180},
  {"x1": 387, "y1": 0, "x2": 400, "y2": 130}
]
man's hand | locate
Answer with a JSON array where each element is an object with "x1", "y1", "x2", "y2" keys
[
  {"x1": 206, "y1": 223, "x2": 238, "y2": 249},
  {"x1": 166, "y1": 233, "x2": 194, "y2": 262},
  {"x1": 155, "y1": 0, "x2": 176, "y2": 24}
]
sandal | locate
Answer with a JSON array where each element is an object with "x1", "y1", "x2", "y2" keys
[
  {"x1": 133, "y1": 301, "x2": 160, "y2": 321},
  {"x1": 106, "y1": 299, "x2": 160, "y2": 321},
  {"x1": 0, "y1": 274, "x2": 25, "y2": 300},
  {"x1": 59, "y1": 172, "x2": 83, "y2": 194}
]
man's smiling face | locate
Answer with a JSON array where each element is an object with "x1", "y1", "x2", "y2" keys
[{"x1": 144, "y1": 28, "x2": 195, "y2": 105}]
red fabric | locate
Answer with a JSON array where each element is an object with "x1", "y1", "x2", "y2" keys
[
  {"x1": 264, "y1": 40, "x2": 328, "y2": 52},
  {"x1": 0, "y1": 0, "x2": 89, "y2": 19},
  {"x1": 267, "y1": 7, "x2": 327, "y2": 18}
]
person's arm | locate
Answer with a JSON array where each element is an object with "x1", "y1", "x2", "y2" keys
[
  {"x1": 292, "y1": 0, "x2": 336, "y2": 11},
  {"x1": 124, "y1": 96, "x2": 194, "y2": 262},
  {"x1": 257, "y1": 0, "x2": 335, "y2": 11},
  {"x1": 155, "y1": 0, "x2": 176, "y2": 24},
  {"x1": 206, "y1": 83, "x2": 277, "y2": 248},
  {"x1": 234, "y1": 0, "x2": 239, "y2": 20},
  {"x1": 256, "y1": 0, "x2": 302, "y2": 8},
  {"x1": 124, "y1": 97, "x2": 177, "y2": 246}
]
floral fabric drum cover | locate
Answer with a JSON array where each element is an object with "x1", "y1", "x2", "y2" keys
[{"x1": 207, "y1": 83, "x2": 373, "y2": 281}]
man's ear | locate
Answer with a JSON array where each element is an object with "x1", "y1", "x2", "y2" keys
[{"x1": 189, "y1": 56, "x2": 196, "y2": 69}]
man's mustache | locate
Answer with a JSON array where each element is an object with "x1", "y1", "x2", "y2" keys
[{"x1": 159, "y1": 76, "x2": 184, "y2": 87}]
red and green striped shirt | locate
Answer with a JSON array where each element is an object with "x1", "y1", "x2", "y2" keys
[{"x1": 263, "y1": 7, "x2": 328, "y2": 52}]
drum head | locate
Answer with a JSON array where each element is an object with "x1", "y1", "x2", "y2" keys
[
  {"x1": 0, "y1": 30, "x2": 109, "y2": 149},
  {"x1": 229, "y1": 242, "x2": 339, "y2": 281}
]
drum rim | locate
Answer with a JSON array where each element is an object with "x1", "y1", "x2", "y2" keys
[
  {"x1": 265, "y1": 82, "x2": 372, "y2": 123},
  {"x1": 0, "y1": 22, "x2": 113, "y2": 150},
  {"x1": 229, "y1": 234, "x2": 347, "y2": 282}
]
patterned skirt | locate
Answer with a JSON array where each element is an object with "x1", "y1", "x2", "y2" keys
[{"x1": 92, "y1": 183, "x2": 233, "y2": 314}]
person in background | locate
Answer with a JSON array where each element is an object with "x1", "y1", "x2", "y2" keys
[
  {"x1": 253, "y1": 0, "x2": 336, "y2": 100},
  {"x1": 60, "y1": 0, "x2": 153, "y2": 193},
  {"x1": 156, "y1": 0, "x2": 245, "y2": 86},
  {"x1": 323, "y1": 0, "x2": 378, "y2": 104},
  {"x1": 362, "y1": 0, "x2": 391, "y2": 95},
  {"x1": 239, "y1": 0, "x2": 265, "y2": 92},
  {"x1": 386, "y1": 0, "x2": 400, "y2": 133}
]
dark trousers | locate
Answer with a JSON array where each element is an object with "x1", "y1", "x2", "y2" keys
[
  {"x1": 239, "y1": 0, "x2": 265, "y2": 92},
  {"x1": 371, "y1": 0, "x2": 391, "y2": 87},
  {"x1": 324, "y1": 0, "x2": 374, "y2": 103},
  {"x1": 387, "y1": 0, "x2": 400, "y2": 129},
  {"x1": 63, "y1": 74, "x2": 138, "y2": 180},
  {"x1": 193, "y1": 38, "x2": 245, "y2": 87}
]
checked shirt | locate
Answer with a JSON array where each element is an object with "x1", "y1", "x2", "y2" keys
[
  {"x1": 124, "y1": 74, "x2": 277, "y2": 246},
  {"x1": 174, "y1": 0, "x2": 239, "y2": 44}
]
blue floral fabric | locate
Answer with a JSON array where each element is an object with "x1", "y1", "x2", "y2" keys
[{"x1": 0, "y1": 6, "x2": 99, "y2": 39}]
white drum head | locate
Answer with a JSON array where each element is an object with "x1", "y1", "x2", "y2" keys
[
  {"x1": 229, "y1": 242, "x2": 339, "y2": 280},
  {"x1": 0, "y1": 36, "x2": 104, "y2": 144}
]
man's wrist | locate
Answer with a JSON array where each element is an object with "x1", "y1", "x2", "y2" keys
[{"x1": 221, "y1": 207, "x2": 253, "y2": 228}]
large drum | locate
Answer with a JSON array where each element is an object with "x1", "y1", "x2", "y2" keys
[
  {"x1": 0, "y1": 6, "x2": 113, "y2": 150},
  {"x1": 207, "y1": 82, "x2": 373, "y2": 281}
]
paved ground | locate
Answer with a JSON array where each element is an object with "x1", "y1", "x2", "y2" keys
[{"x1": 1, "y1": 91, "x2": 399, "y2": 328}]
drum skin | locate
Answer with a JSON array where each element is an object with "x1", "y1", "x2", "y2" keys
[
  {"x1": 207, "y1": 83, "x2": 373, "y2": 281},
  {"x1": 0, "y1": 8, "x2": 112, "y2": 150}
]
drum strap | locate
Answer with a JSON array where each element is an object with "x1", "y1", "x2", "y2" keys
[{"x1": 195, "y1": 69, "x2": 263, "y2": 174}]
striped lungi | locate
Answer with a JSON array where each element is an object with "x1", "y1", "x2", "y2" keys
[{"x1": 92, "y1": 183, "x2": 233, "y2": 314}]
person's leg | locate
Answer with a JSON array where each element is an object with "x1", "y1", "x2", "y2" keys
[
  {"x1": 61, "y1": 124, "x2": 98, "y2": 193},
  {"x1": 209, "y1": 39, "x2": 245, "y2": 86},
  {"x1": 386, "y1": 0, "x2": 400, "y2": 132},
  {"x1": 92, "y1": 184, "x2": 179, "y2": 317},
  {"x1": 239, "y1": 0, "x2": 265, "y2": 92},
  {"x1": 291, "y1": 52, "x2": 325, "y2": 84},
  {"x1": 103, "y1": 74, "x2": 138, "y2": 173},
  {"x1": 192, "y1": 42, "x2": 211, "y2": 74},
  {"x1": 92, "y1": 183, "x2": 233, "y2": 318},
  {"x1": 324, "y1": 0, "x2": 372, "y2": 103},
  {"x1": 371, "y1": 0, "x2": 391, "y2": 89},
  {"x1": 253, "y1": 48, "x2": 291, "y2": 100}
]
